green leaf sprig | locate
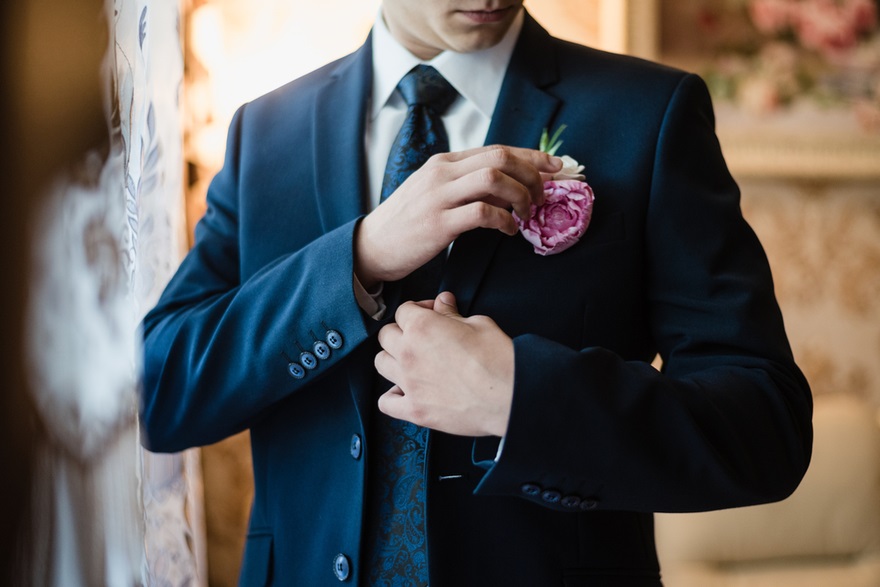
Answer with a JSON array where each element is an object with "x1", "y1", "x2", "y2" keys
[{"x1": 539, "y1": 124, "x2": 567, "y2": 156}]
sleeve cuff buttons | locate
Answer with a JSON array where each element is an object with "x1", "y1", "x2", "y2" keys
[
  {"x1": 285, "y1": 327, "x2": 345, "y2": 380},
  {"x1": 520, "y1": 482, "x2": 598, "y2": 511},
  {"x1": 326, "y1": 329, "x2": 343, "y2": 349},
  {"x1": 288, "y1": 362, "x2": 306, "y2": 379}
]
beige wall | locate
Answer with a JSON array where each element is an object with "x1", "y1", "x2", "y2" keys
[{"x1": 742, "y1": 179, "x2": 880, "y2": 405}]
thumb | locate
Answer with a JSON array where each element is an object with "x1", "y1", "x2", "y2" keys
[
  {"x1": 377, "y1": 385, "x2": 406, "y2": 418},
  {"x1": 433, "y1": 291, "x2": 461, "y2": 317}
]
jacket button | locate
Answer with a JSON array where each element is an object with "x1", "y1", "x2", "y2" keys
[
  {"x1": 350, "y1": 434, "x2": 362, "y2": 460},
  {"x1": 521, "y1": 483, "x2": 542, "y2": 496},
  {"x1": 287, "y1": 362, "x2": 305, "y2": 379},
  {"x1": 333, "y1": 553, "x2": 350, "y2": 581},
  {"x1": 326, "y1": 329, "x2": 344, "y2": 350},
  {"x1": 561, "y1": 495, "x2": 582, "y2": 509},
  {"x1": 541, "y1": 489, "x2": 562, "y2": 504},
  {"x1": 314, "y1": 340, "x2": 331, "y2": 360},
  {"x1": 580, "y1": 498, "x2": 599, "y2": 511},
  {"x1": 300, "y1": 351, "x2": 318, "y2": 370}
]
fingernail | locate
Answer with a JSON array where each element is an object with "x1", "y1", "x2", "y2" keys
[{"x1": 551, "y1": 156, "x2": 563, "y2": 169}]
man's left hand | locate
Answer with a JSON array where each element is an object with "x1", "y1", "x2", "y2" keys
[{"x1": 375, "y1": 291, "x2": 513, "y2": 437}]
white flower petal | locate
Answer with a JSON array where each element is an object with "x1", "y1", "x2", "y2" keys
[{"x1": 553, "y1": 154, "x2": 586, "y2": 181}]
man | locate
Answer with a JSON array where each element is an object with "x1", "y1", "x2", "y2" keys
[{"x1": 141, "y1": 1, "x2": 813, "y2": 585}]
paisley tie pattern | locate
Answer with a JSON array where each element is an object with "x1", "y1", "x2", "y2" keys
[
  {"x1": 365, "y1": 65, "x2": 458, "y2": 587},
  {"x1": 380, "y1": 64, "x2": 459, "y2": 201}
]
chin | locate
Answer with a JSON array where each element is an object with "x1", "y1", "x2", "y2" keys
[
  {"x1": 466, "y1": 34, "x2": 508, "y2": 52},
  {"x1": 445, "y1": 26, "x2": 509, "y2": 53}
]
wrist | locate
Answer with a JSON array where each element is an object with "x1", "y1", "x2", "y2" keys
[
  {"x1": 487, "y1": 337, "x2": 514, "y2": 437},
  {"x1": 353, "y1": 218, "x2": 382, "y2": 289}
]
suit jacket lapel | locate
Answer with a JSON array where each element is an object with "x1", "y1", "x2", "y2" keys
[
  {"x1": 313, "y1": 37, "x2": 373, "y2": 232},
  {"x1": 441, "y1": 13, "x2": 562, "y2": 315}
]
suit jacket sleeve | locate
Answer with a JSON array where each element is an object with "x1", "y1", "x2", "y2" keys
[
  {"x1": 140, "y1": 105, "x2": 375, "y2": 452},
  {"x1": 473, "y1": 74, "x2": 813, "y2": 513}
]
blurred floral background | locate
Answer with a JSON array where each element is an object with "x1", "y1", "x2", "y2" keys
[{"x1": 663, "y1": 0, "x2": 880, "y2": 128}]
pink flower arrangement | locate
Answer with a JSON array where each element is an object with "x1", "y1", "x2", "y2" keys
[
  {"x1": 514, "y1": 179, "x2": 594, "y2": 256},
  {"x1": 700, "y1": 0, "x2": 880, "y2": 131},
  {"x1": 748, "y1": 0, "x2": 878, "y2": 57}
]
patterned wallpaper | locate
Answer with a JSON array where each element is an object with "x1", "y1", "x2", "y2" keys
[{"x1": 742, "y1": 179, "x2": 880, "y2": 406}]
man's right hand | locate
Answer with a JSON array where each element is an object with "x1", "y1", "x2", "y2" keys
[{"x1": 354, "y1": 145, "x2": 562, "y2": 288}]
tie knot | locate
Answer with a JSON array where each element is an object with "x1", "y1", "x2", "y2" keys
[{"x1": 396, "y1": 65, "x2": 458, "y2": 114}]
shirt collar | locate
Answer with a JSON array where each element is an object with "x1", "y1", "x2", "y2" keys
[{"x1": 370, "y1": 8, "x2": 524, "y2": 120}]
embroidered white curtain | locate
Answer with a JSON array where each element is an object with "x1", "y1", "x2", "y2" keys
[{"x1": 24, "y1": 0, "x2": 205, "y2": 584}]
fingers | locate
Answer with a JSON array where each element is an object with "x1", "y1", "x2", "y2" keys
[
  {"x1": 374, "y1": 346, "x2": 416, "y2": 424},
  {"x1": 377, "y1": 321, "x2": 402, "y2": 351},
  {"x1": 438, "y1": 146, "x2": 561, "y2": 214},
  {"x1": 382, "y1": 303, "x2": 433, "y2": 378},
  {"x1": 377, "y1": 385, "x2": 406, "y2": 418},
  {"x1": 445, "y1": 144, "x2": 563, "y2": 175},
  {"x1": 378, "y1": 386, "x2": 430, "y2": 429},
  {"x1": 443, "y1": 201, "x2": 518, "y2": 236},
  {"x1": 374, "y1": 347, "x2": 400, "y2": 388},
  {"x1": 438, "y1": 147, "x2": 556, "y2": 217},
  {"x1": 392, "y1": 299, "x2": 434, "y2": 332},
  {"x1": 454, "y1": 167, "x2": 536, "y2": 221},
  {"x1": 433, "y1": 291, "x2": 459, "y2": 315},
  {"x1": 377, "y1": 297, "x2": 460, "y2": 383}
]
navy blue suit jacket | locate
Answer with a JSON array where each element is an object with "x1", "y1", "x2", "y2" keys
[{"x1": 142, "y1": 14, "x2": 812, "y2": 587}]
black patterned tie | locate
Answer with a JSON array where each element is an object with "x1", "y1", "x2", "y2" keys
[
  {"x1": 380, "y1": 64, "x2": 459, "y2": 201},
  {"x1": 365, "y1": 65, "x2": 458, "y2": 587}
]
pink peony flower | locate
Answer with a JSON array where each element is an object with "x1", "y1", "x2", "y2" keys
[{"x1": 514, "y1": 179, "x2": 594, "y2": 256}]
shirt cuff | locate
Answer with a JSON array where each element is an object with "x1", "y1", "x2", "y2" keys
[
  {"x1": 353, "y1": 273, "x2": 387, "y2": 320},
  {"x1": 495, "y1": 436, "x2": 506, "y2": 462}
]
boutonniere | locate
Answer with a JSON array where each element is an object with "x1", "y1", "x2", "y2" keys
[{"x1": 513, "y1": 125, "x2": 595, "y2": 256}]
